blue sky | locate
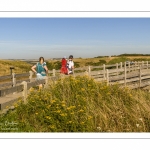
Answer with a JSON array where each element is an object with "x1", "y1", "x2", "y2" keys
[{"x1": 0, "y1": 18, "x2": 150, "y2": 59}]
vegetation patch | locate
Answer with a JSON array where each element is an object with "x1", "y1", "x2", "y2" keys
[{"x1": 1, "y1": 76, "x2": 150, "y2": 132}]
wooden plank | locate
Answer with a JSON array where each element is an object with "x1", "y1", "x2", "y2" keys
[
  {"x1": 91, "y1": 66, "x2": 103, "y2": 69},
  {"x1": 72, "y1": 72, "x2": 84, "y2": 76},
  {"x1": 74, "y1": 67, "x2": 88, "y2": 70},
  {"x1": 111, "y1": 76, "x2": 146, "y2": 84},
  {"x1": 15, "y1": 73, "x2": 29, "y2": 78},
  {"x1": 0, "y1": 92, "x2": 23, "y2": 110},
  {"x1": 108, "y1": 68, "x2": 124, "y2": 73},
  {"x1": 0, "y1": 75, "x2": 12, "y2": 80},
  {"x1": 0, "y1": 82, "x2": 13, "y2": 88},
  {"x1": 16, "y1": 79, "x2": 30, "y2": 84},
  {"x1": 0, "y1": 85, "x2": 23, "y2": 97},
  {"x1": 129, "y1": 82, "x2": 150, "y2": 89},
  {"x1": 90, "y1": 71, "x2": 102, "y2": 75},
  {"x1": 27, "y1": 79, "x2": 46, "y2": 89},
  {"x1": 105, "y1": 64, "x2": 116, "y2": 68}
]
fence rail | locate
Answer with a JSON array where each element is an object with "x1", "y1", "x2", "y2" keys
[{"x1": 1, "y1": 61, "x2": 150, "y2": 111}]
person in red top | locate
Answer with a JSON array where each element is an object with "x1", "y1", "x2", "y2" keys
[{"x1": 60, "y1": 56, "x2": 68, "y2": 74}]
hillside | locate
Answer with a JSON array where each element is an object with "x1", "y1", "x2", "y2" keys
[{"x1": 0, "y1": 60, "x2": 32, "y2": 76}]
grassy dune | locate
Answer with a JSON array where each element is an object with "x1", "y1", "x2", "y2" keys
[
  {"x1": 0, "y1": 76, "x2": 150, "y2": 132},
  {"x1": 0, "y1": 60, "x2": 32, "y2": 76}
]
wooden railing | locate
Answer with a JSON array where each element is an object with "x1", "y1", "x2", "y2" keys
[{"x1": 0, "y1": 61, "x2": 150, "y2": 111}]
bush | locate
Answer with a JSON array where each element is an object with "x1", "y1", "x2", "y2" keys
[
  {"x1": 74, "y1": 62, "x2": 80, "y2": 68},
  {"x1": 108, "y1": 57, "x2": 130, "y2": 64},
  {"x1": 85, "y1": 60, "x2": 106, "y2": 66},
  {"x1": 132, "y1": 58, "x2": 150, "y2": 61},
  {"x1": 1, "y1": 76, "x2": 150, "y2": 132},
  {"x1": 53, "y1": 61, "x2": 61, "y2": 70}
]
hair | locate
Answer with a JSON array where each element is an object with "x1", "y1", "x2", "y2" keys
[
  {"x1": 39, "y1": 57, "x2": 44, "y2": 63},
  {"x1": 69, "y1": 55, "x2": 73, "y2": 59}
]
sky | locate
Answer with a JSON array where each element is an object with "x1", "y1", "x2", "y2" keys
[{"x1": 0, "y1": 18, "x2": 150, "y2": 59}]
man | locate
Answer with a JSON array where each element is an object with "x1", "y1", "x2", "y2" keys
[{"x1": 67, "y1": 55, "x2": 74, "y2": 74}]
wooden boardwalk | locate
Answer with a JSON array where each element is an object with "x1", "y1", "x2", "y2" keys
[{"x1": 0, "y1": 61, "x2": 150, "y2": 112}]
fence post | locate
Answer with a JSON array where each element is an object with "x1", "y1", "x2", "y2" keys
[
  {"x1": 146, "y1": 61, "x2": 148, "y2": 69},
  {"x1": 120, "y1": 62, "x2": 122, "y2": 70},
  {"x1": 21, "y1": 81, "x2": 27, "y2": 104},
  {"x1": 12, "y1": 73, "x2": 16, "y2": 87},
  {"x1": 44, "y1": 76, "x2": 49, "y2": 88},
  {"x1": 139, "y1": 66, "x2": 142, "y2": 88},
  {"x1": 124, "y1": 62, "x2": 126, "y2": 87},
  {"x1": 142, "y1": 61, "x2": 144, "y2": 67},
  {"x1": 29, "y1": 71, "x2": 33, "y2": 82},
  {"x1": 84, "y1": 71, "x2": 89, "y2": 76},
  {"x1": 106, "y1": 69, "x2": 109, "y2": 86},
  {"x1": 53, "y1": 69, "x2": 56, "y2": 77},
  {"x1": 128, "y1": 62, "x2": 130, "y2": 72},
  {"x1": 134, "y1": 61, "x2": 137, "y2": 70},
  {"x1": 116, "y1": 63, "x2": 118, "y2": 76},
  {"x1": 88, "y1": 66, "x2": 91, "y2": 74},
  {"x1": 138, "y1": 61, "x2": 139, "y2": 67},
  {"x1": 103, "y1": 64, "x2": 106, "y2": 79}
]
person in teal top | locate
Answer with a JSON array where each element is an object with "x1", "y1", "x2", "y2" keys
[{"x1": 31, "y1": 57, "x2": 48, "y2": 80}]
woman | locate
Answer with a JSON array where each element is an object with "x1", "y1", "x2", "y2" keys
[
  {"x1": 60, "y1": 56, "x2": 68, "y2": 74},
  {"x1": 31, "y1": 57, "x2": 48, "y2": 79}
]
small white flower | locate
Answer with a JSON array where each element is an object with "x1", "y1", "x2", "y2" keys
[
  {"x1": 136, "y1": 124, "x2": 139, "y2": 127},
  {"x1": 97, "y1": 127, "x2": 101, "y2": 130}
]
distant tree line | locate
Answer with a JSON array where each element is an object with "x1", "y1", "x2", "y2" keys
[
  {"x1": 114, "y1": 53, "x2": 150, "y2": 57},
  {"x1": 95, "y1": 54, "x2": 150, "y2": 58},
  {"x1": 94, "y1": 56, "x2": 109, "y2": 58}
]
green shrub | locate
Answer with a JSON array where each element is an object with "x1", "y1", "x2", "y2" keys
[
  {"x1": 1, "y1": 76, "x2": 150, "y2": 132},
  {"x1": 108, "y1": 57, "x2": 130, "y2": 64}
]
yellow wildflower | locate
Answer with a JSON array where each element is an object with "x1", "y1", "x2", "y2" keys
[
  {"x1": 62, "y1": 104, "x2": 66, "y2": 107},
  {"x1": 46, "y1": 116, "x2": 51, "y2": 120},
  {"x1": 5, "y1": 106, "x2": 9, "y2": 109},
  {"x1": 49, "y1": 125, "x2": 55, "y2": 129},
  {"x1": 47, "y1": 105, "x2": 51, "y2": 109},
  {"x1": 88, "y1": 116, "x2": 93, "y2": 120},
  {"x1": 81, "y1": 88, "x2": 85, "y2": 91},
  {"x1": 67, "y1": 107, "x2": 71, "y2": 110},
  {"x1": 68, "y1": 121, "x2": 72, "y2": 124},
  {"x1": 79, "y1": 109, "x2": 84, "y2": 112},
  {"x1": 51, "y1": 100, "x2": 56, "y2": 103},
  {"x1": 61, "y1": 101, "x2": 66, "y2": 103},
  {"x1": 60, "y1": 113, "x2": 67, "y2": 117},
  {"x1": 56, "y1": 110, "x2": 61, "y2": 113}
]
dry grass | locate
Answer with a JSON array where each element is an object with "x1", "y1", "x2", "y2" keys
[
  {"x1": 1, "y1": 76, "x2": 150, "y2": 132},
  {"x1": 0, "y1": 60, "x2": 32, "y2": 76}
]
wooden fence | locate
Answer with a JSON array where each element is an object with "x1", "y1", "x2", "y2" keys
[{"x1": 0, "y1": 61, "x2": 150, "y2": 111}]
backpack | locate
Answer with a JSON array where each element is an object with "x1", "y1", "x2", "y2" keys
[{"x1": 36, "y1": 62, "x2": 46, "y2": 76}]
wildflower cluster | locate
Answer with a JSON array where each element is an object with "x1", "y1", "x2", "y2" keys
[{"x1": 1, "y1": 76, "x2": 150, "y2": 132}]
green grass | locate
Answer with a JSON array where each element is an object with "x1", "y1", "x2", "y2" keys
[{"x1": 1, "y1": 76, "x2": 150, "y2": 132}]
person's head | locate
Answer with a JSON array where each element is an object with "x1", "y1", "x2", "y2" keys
[
  {"x1": 39, "y1": 57, "x2": 44, "y2": 64},
  {"x1": 69, "y1": 55, "x2": 73, "y2": 60}
]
